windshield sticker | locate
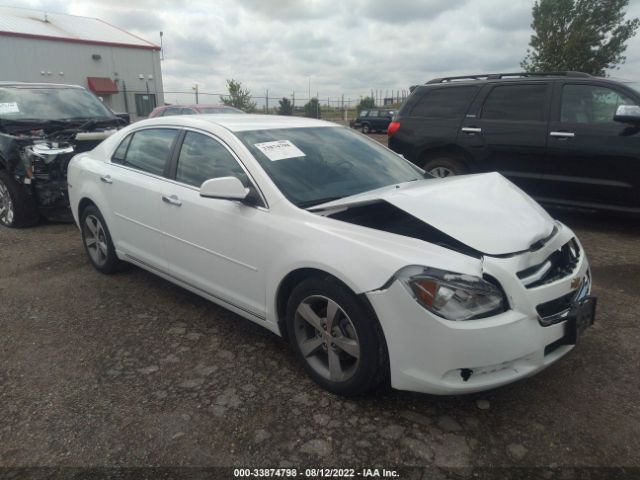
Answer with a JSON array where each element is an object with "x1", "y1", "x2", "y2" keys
[
  {"x1": 254, "y1": 140, "x2": 305, "y2": 161},
  {"x1": 0, "y1": 102, "x2": 19, "y2": 114}
]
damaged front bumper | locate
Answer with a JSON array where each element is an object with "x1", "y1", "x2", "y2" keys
[
  {"x1": 366, "y1": 223, "x2": 593, "y2": 395},
  {"x1": 1, "y1": 132, "x2": 112, "y2": 222}
]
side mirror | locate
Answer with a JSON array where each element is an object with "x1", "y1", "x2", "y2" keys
[
  {"x1": 614, "y1": 105, "x2": 640, "y2": 124},
  {"x1": 200, "y1": 176, "x2": 249, "y2": 201}
]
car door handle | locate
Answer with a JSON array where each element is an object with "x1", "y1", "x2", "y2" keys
[
  {"x1": 100, "y1": 175, "x2": 113, "y2": 184},
  {"x1": 461, "y1": 127, "x2": 482, "y2": 133},
  {"x1": 550, "y1": 131, "x2": 575, "y2": 138},
  {"x1": 162, "y1": 194, "x2": 182, "y2": 206}
]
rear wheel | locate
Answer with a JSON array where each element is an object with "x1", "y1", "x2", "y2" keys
[
  {"x1": 0, "y1": 170, "x2": 39, "y2": 228},
  {"x1": 80, "y1": 205, "x2": 121, "y2": 274},
  {"x1": 423, "y1": 157, "x2": 467, "y2": 178},
  {"x1": 286, "y1": 277, "x2": 388, "y2": 395}
]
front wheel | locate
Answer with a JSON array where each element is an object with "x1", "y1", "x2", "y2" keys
[
  {"x1": 286, "y1": 277, "x2": 389, "y2": 395},
  {"x1": 0, "y1": 170, "x2": 39, "y2": 228},
  {"x1": 361, "y1": 123, "x2": 371, "y2": 134}
]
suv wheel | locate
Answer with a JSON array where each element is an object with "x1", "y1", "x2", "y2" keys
[
  {"x1": 0, "y1": 170, "x2": 39, "y2": 228},
  {"x1": 423, "y1": 157, "x2": 467, "y2": 178},
  {"x1": 361, "y1": 123, "x2": 371, "y2": 134},
  {"x1": 286, "y1": 277, "x2": 389, "y2": 396}
]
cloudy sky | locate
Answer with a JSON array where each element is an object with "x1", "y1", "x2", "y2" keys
[{"x1": 6, "y1": 0, "x2": 640, "y2": 106}]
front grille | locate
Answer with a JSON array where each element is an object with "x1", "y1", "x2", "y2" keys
[
  {"x1": 536, "y1": 291, "x2": 575, "y2": 324},
  {"x1": 536, "y1": 271, "x2": 591, "y2": 326},
  {"x1": 517, "y1": 239, "x2": 580, "y2": 288}
]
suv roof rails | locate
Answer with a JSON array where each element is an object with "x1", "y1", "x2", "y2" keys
[{"x1": 426, "y1": 71, "x2": 591, "y2": 84}]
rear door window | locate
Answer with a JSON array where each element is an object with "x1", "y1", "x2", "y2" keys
[
  {"x1": 481, "y1": 84, "x2": 548, "y2": 121},
  {"x1": 112, "y1": 128, "x2": 178, "y2": 176},
  {"x1": 410, "y1": 86, "x2": 478, "y2": 118}
]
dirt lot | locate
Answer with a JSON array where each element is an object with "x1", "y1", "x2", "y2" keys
[{"x1": 1, "y1": 139, "x2": 639, "y2": 473}]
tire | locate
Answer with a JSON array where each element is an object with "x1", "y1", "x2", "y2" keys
[
  {"x1": 80, "y1": 204, "x2": 122, "y2": 274},
  {"x1": 361, "y1": 123, "x2": 371, "y2": 134},
  {"x1": 423, "y1": 157, "x2": 467, "y2": 178},
  {"x1": 286, "y1": 277, "x2": 389, "y2": 396},
  {"x1": 0, "y1": 170, "x2": 39, "y2": 228}
]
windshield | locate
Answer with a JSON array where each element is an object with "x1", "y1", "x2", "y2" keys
[
  {"x1": 0, "y1": 87, "x2": 115, "y2": 121},
  {"x1": 237, "y1": 126, "x2": 426, "y2": 207},
  {"x1": 200, "y1": 107, "x2": 244, "y2": 114}
]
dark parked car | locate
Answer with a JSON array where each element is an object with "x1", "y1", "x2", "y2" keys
[
  {"x1": 149, "y1": 104, "x2": 245, "y2": 118},
  {"x1": 388, "y1": 71, "x2": 640, "y2": 214},
  {"x1": 0, "y1": 82, "x2": 124, "y2": 227},
  {"x1": 353, "y1": 108, "x2": 395, "y2": 134}
]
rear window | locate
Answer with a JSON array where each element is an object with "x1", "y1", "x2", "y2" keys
[
  {"x1": 409, "y1": 86, "x2": 478, "y2": 118},
  {"x1": 112, "y1": 128, "x2": 177, "y2": 176},
  {"x1": 481, "y1": 84, "x2": 547, "y2": 122}
]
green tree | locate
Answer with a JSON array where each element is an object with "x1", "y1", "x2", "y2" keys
[
  {"x1": 278, "y1": 97, "x2": 293, "y2": 115},
  {"x1": 304, "y1": 98, "x2": 320, "y2": 118},
  {"x1": 521, "y1": 0, "x2": 639, "y2": 76},
  {"x1": 357, "y1": 96, "x2": 375, "y2": 112},
  {"x1": 221, "y1": 79, "x2": 257, "y2": 112}
]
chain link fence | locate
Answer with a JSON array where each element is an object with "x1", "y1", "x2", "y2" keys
[{"x1": 130, "y1": 87, "x2": 410, "y2": 123}]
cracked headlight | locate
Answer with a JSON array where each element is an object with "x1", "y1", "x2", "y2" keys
[{"x1": 397, "y1": 266, "x2": 507, "y2": 321}]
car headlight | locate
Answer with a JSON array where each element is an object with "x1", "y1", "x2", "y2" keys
[{"x1": 396, "y1": 266, "x2": 507, "y2": 321}]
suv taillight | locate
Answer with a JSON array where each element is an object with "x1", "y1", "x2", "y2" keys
[{"x1": 388, "y1": 121, "x2": 400, "y2": 137}]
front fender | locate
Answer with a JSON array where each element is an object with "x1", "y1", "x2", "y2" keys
[{"x1": 264, "y1": 216, "x2": 483, "y2": 324}]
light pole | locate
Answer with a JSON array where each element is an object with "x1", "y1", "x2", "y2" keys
[{"x1": 192, "y1": 84, "x2": 199, "y2": 104}]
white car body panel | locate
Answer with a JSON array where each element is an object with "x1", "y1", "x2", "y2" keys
[{"x1": 67, "y1": 114, "x2": 593, "y2": 395}]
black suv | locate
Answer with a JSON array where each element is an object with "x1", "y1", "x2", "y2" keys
[
  {"x1": 0, "y1": 82, "x2": 124, "y2": 227},
  {"x1": 353, "y1": 108, "x2": 396, "y2": 134},
  {"x1": 389, "y1": 72, "x2": 640, "y2": 213}
]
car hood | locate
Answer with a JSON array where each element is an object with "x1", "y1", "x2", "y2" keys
[{"x1": 310, "y1": 172, "x2": 555, "y2": 256}]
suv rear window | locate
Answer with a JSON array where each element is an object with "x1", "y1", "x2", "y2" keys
[
  {"x1": 482, "y1": 84, "x2": 547, "y2": 122},
  {"x1": 410, "y1": 86, "x2": 478, "y2": 118}
]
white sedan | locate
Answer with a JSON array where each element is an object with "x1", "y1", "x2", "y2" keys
[{"x1": 67, "y1": 115, "x2": 596, "y2": 395}]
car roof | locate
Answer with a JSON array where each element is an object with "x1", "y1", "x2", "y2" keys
[
  {"x1": 160, "y1": 104, "x2": 236, "y2": 109},
  {"x1": 0, "y1": 81, "x2": 85, "y2": 89},
  {"x1": 137, "y1": 114, "x2": 339, "y2": 132}
]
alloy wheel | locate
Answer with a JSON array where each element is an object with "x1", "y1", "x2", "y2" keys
[
  {"x1": 83, "y1": 214, "x2": 109, "y2": 267},
  {"x1": 429, "y1": 166, "x2": 455, "y2": 178},
  {"x1": 0, "y1": 180, "x2": 14, "y2": 226},
  {"x1": 293, "y1": 295, "x2": 361, "y2": 382}
]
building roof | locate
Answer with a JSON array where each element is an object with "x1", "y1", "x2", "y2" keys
[{"x1": 0, "y1": 6, "x2": 160, "y2": 50}]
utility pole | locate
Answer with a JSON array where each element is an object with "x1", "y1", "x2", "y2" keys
[
  {"x1": 308, "y1": 76, "x2": 311, "y2": 104},
  {"x1": 193, "y1": 84, "x2": 199, "y2": 104},
  {"x1": 292, "y1": 92, "x2": 295, "y2": 111},
  {"x1": 265, "y1": 89, "x2": 269, "y2": 113}
]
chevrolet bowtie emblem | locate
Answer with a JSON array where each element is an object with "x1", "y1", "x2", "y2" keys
[{"x1": 571, "y1": 277, "x2": 582, "y2": 289}]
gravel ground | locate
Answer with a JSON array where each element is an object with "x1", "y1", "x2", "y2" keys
[{"x1": 0, "y1": 140, "x2": 639, "y2": 471}]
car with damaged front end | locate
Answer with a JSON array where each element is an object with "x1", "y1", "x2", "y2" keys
[
  {"x1": 0, "y1": 82, "x2": 124, "y2": 227},
  {"x1": 67, "y1": 114, "x2": 596, "y2": 396}
]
